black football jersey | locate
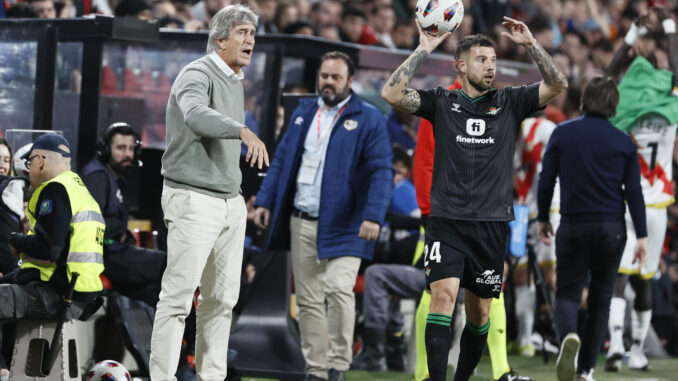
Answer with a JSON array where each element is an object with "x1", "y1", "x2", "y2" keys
[{"x1": 415, "y1": 83, "x2": 542, "y2": 221}]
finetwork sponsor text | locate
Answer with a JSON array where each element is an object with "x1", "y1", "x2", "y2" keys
[{"x1": 456, "y1": 135, "x2": 495, "y2": 144}]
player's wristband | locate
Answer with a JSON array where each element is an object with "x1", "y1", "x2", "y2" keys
[
  {"x1": 624, "y1": 22, "x2": 639, "y2": 45},
  {"x1": 663, "y1": 19, "x2": 676, "y2": 34}
]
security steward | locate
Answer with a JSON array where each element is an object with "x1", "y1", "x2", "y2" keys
[
  {"x1": 81, "y1": 123, "x2": 166, "y2": 307},
  {"x1": 0, "y1": 133, "x2": 104, "y2": 321}
]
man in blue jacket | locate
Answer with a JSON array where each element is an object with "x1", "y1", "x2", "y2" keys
[{"x1": 253, "y1": 51, "x2": 393, "y2": 381}]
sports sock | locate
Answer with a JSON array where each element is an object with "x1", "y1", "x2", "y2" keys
[
  {"x1": 453, "y1": 319, "x2": 490, "y2": 381},
  {"x1": 415, "y1": 292, "x2": 432, "y2": 381},
  {"x1": 515, "y1": 285, "x2": 536, "y2": 347},
  {"x1": 487, "y1": 293, "x2": 510, "y2": 380},
  {"x1": 425, "y1": 312, "x2": 453, "y2": 381},
  {"x1": 630, "y1": 309, "x2": 652, "y2": 352},
  {"x1": 607, "y1": 297, "x2": 626, "y2": 355}
]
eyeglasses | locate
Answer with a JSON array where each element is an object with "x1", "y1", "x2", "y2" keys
[{"x1": 25, "y1": 154, "x2": 46, "y2": 170}]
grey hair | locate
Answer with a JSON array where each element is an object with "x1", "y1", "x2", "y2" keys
[{"x1": 207, "y1": 4, "x2": 259, "y2": 54}]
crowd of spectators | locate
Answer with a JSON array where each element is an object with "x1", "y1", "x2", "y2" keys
[
  {"x1": 3, "y1": 0, "x2": 676, "y2": 124},
  {"x1": 3, "y1": 0, "x2": 678, "y2": 362}
]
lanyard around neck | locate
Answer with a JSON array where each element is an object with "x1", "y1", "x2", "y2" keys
[{"x1": 316, "y1": 104, "x2": 348, "y2": 146}]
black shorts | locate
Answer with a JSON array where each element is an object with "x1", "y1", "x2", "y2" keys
[{"x1": 424, "y1": 217, "x2": 508, "y2": 299}]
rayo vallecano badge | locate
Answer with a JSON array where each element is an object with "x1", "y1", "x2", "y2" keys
[{"x1": 343, "y1": 119, "x2": 358, "y2": 131}]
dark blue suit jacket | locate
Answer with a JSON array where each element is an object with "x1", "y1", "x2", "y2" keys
[{"x1": 255, "y1": 94, "x2": 393, "y2": 260}]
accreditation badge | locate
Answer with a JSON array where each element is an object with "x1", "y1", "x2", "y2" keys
[{"x1": 297, "y1": 153, "x2": 321, "y2": 185}]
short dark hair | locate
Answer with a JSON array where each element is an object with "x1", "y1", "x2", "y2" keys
[
  {"x1": 319, "y1": 51, "x2": 356, "y2": 78},
  {"x1": 342, "y1": 7, "x2": 366, "y2": 21},
  {"x1": 528, "y1": 12, "x2": 552, "y2": 33},
  {"x1": 392, "y1": 144, "x2": 411, "y2": 168},
  {"x1": 107, "y1": 122, "x2": 139, "y2": 142},
  {"x1": 580, "y1": 76, "x2": 619, "y2": 118},
  {"x1": 6, "y1": 2, "x2": 38, "y2": 18},
  {"x1": 563, "y1": 30, "x2": 586, "y2": 46},
  {"x1": 591, "y1": 38, "x2": 613, "y2": 52},
  {"x1": 115, "y1": 0, "x2": 151, "y2": 18},
  {"x1": 283, "y1": 20, "x2": 317, "y2": 35},
  {"x1": 455, "y1": 34, "x2": 495, "y2": 60},
  {"x1": 157, "y1": 16, "x2": 184, "y2": 29}
]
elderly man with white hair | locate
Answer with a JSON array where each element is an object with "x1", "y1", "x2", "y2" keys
[{"x1": 149, "y1": 4, "x2": 268, "y2": 380}]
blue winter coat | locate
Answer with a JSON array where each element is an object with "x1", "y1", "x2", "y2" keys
[{"x1": 254, "y1": 94, "x2": 393, "y2": 260}]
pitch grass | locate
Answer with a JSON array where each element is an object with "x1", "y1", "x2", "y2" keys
[{"x1": 245, "y1": 354, "x2": 677, "y2": 380}]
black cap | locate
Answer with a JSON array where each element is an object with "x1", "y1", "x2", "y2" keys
[{"x1": 25, "y1": 134, "x2": 71, "y2": 158}]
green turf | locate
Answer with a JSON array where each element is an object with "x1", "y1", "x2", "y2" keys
[{"x1": 243, "y1": 354, "x2": 678, "y2": 380}]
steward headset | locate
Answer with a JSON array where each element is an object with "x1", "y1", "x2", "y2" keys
[{"x1": 97, "y1": 122, "x2": 143, "y2": 167}]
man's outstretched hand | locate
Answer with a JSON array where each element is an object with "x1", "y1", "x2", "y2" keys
[
  {"x1": 240, "y1": 127, "x2": 270, "y2": 169},
  {"x1": 501, "y1": 16, "x2": 537, "y2": 46}
]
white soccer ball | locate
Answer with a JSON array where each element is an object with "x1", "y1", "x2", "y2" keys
[
  {"x1": 86, "y1": 360, "x2": 131, "y2": 381},
  {"x1": 415, "y1": 0, "x2": 465, "y2": 36}
]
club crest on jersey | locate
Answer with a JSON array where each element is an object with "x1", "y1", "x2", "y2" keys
[
  {"x1": 487, "y1": 107, "x2": 501, "y2": 115},
  {"x1": 465, "y1": 119, "x2": 486, "y2": 136},
  {"x1": 343, "y1": 119, "x2": 358, "y2": 131}
]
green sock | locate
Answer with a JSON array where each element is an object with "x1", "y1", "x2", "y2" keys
[
  {"x1": 426, "y1": 313, "x2": 453, "y2": 381},
  {"x1": 453, "y1": 319, "x2": 490, "y2": 381}
]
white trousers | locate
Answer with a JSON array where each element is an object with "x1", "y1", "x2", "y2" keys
[{"x1": 150, "y1": 186, "x2": 246, "y2": 381}]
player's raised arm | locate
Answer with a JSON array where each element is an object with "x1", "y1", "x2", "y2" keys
[
  {"x1": 654, "y1": 6, "x2": 678, "y2": 89},
  {"x1": 501, "y1": 16, "x2": 568, "y2": 106},
  {"x1": 381, "y1": 21, "x2": 450, "y2": 114},
  {"x1": 605, "y1": 12, "x2": 650, "y2": 78}
]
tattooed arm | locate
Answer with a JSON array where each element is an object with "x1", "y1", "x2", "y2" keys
[
  {"x1": 381, "y1": 49, "x2": 430, "y2": 113},
  {"x1": 501, "y1": 16, "x2": 568, "y2": 106},
  {"x1": 528, "y1": 41, "x2": 570, "y2": 105},
  {"x1": 381, "y1": 22, "x2": 451, "y2": 114}
]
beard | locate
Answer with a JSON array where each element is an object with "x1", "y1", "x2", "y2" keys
[
  {"x1": 467, "y1": 73, "x2": 493, "y2": 93},
  {"x1": 110, "y1": 158, "x2": 134, "y2": 175},
  {"x1": 319, "y1": 84, "x2": 350, "y2": 107}
]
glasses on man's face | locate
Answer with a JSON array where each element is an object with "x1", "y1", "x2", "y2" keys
[{"x1": 25, "y1": 154, "x2": 45, "y2": 170}]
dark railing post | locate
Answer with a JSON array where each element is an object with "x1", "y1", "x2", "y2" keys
[
  {"x1": 76, "y1": 41, "x2": 103, "y2": 170},
  {"x1": 261, "y1": 44, "x2": 284, "y2": 150},
  {"x1": 33, "y1": 23, "x2": 58, "y2": 131}
]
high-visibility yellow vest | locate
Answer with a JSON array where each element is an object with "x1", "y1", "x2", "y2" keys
[
  {"x1": 412, "y1": 226, "x2": 426, "y2": 266},
  {"x1": 22, "y1": 171, "x2": 104, "y2": 292}
]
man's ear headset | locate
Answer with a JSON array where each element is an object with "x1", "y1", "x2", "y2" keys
[{"x1": 96, "y1": 122, "x2": 143, "y2": 167}]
